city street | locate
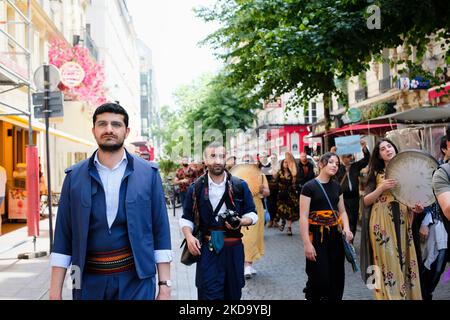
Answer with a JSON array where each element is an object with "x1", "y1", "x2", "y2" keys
[{"x1": 0, "y1": 207, "x2": 449, "y2": 300}]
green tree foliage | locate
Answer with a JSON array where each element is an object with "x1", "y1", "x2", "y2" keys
[
  {"x1": 155, "y1": 73, "x2": 260, "y2": 161},
  {"x1": 174, "y1": 72, "x2": 260, "y2": 149},
  {"x1": 151, "y1": 105, "x2": 184, "y2": 158},
  {"x1": 197, "y1": 0, "x2": 450, "y2": 125}
]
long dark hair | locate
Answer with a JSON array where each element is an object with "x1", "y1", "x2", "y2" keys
[
  {"x1": 367, "y1": 138, "x2": 398, "y2": 187},
  {"x1": 278, "y1": 159, "x2": 294, "y2": 181}
]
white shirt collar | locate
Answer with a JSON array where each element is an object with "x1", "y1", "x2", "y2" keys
[
  {"x1": 94, "y1": 149, "x2": 128, "y2": 171},
  {"x1": 208, "y1": 171, "x2": 227, "y2": 188}
]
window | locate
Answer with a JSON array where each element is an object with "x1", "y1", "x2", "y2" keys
[{"x1": 311, "y1": 102, "x2": 317, "y2": 123}]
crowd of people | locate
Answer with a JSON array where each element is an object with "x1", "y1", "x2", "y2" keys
[
  {"x1": 49, "y1": 102, "x2": 449, "y2": 301},
  {"x1": 179, "y1": 128, "x2": 450, "y2": 301}
]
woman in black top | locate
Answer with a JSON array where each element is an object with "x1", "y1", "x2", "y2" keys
[{"x1": 299, "y1": 152, "x2": 353, "y2": 300}]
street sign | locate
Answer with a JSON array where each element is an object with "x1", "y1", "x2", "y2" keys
[
  {"x1": 33, "y1": 64, "x2": 60, "y2": 91},
  {"x1": 32, "y1": 91, "x2": 63, "y2": 106},
  {"x1": 34, "y1": 104, "x2": 64, "y2": 119},
  {"x1": 32, "y1": 91, "x2": 64, "y2": 119}
]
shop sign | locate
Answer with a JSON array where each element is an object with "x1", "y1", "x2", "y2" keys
[
  {"x1": 342, "y1": 108, "x2": 362, "y2": 124},
  {"x1": 397, "y1": 76, "x2": 430, "y2": 90},
  {"x1": 60, "y1": 61, "x2": 85, "y2": 87},
  {"x1": 263, "y1": 98, "x2": 282, "y2": 108}
]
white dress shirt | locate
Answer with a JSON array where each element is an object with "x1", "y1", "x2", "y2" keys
[
  {"x1": 94, "y1": 150, "x2": 128, "y2": 229},
  {"x1": 180, "y1": 172, "x2": 258, "y2": 230},
  {"x1": 51, "y1": 150, "x2": 173, "y2": 268}
]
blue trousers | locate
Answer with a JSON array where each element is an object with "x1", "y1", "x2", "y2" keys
[
  {"x1": 196, "y1": 241, "x2": 245, "y2": 300},
  {"x1": 74, "y1": 269, "x2": 156, "y2": 300}
]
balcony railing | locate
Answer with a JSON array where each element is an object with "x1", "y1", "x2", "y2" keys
[
  {"x1": 355, "y1": 87, "x2": 368, "y2": 102},
  {"x1": 379, "y1": 77, "x2": 392, "y2": 93}
]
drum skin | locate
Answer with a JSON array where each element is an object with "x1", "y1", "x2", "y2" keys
[{"x1": 385, "y1": 150, "x2": 439, "y2": 207}]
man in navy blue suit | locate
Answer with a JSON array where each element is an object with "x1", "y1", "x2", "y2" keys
[
  {"x1": 50, "y1": 103, "x2": 172, "y2": 300},
  {"x1": 180, "y1": 141, "x2": 257, "y2": 300}
]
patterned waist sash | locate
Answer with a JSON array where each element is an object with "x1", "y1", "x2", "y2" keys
[
  {"x1": 308, "y1": 210, "x2": 341, "y2": 227},
  {"x1": 85, "y1": 246, "x2": 135, "y2": 274},
  {"x1": 308, "y1": 210, "x2": 342, "y2": 243}
]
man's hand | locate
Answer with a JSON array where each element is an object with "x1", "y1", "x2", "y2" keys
[
  {"x1": 187, "y1": 233, "x2": 201, "y2": 256},
  {"x1": 156, "y1": 285, "x2": 171, "y2": 300},
  {"x1": 419, "y1": 225, "x2": 429, "y2": 241},
  {"x1": 225, "y1": 216, "x2": 252, "y2": 230}
]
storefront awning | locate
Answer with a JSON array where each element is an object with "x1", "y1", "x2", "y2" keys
[
  {"x1": 428, "y1": 83, "x2": 450, "y2": 100},
  {"x1": 326, "y1": 123, "x2": 397, "y2": 137},
  {"x1": 312, "y1": 123, "x2": 397, "y2": 137},
  {"x1": 0, "y1": 115, "x2": 96, "y2": 147},
  {"x1": 360, "y1": 105, "x2": 450, "y2": 125}
]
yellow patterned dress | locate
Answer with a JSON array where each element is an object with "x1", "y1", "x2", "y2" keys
[{"x1": 369, "y1": 173, "x2": 422, "y2": 300}]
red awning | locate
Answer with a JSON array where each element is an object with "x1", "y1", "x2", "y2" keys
[
  {"x1": 325, "y1": 123, "x2": 397, "y2": 137},
  {"x1": 428, "y1": 83, "x2": 450, "y2": 100}
]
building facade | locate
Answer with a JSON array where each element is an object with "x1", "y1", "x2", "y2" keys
[{"x1": 87, "y1": 0, "x2": 141, "y2": 142}]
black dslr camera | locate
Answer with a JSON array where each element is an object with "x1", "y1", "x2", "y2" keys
[{"x1": 218, "y1": 209, "x2": 241, "y2": 229}]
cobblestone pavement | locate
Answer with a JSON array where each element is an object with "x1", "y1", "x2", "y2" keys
[{"x1": 241, "y1": 221, "x2": 450, "y2": 300}]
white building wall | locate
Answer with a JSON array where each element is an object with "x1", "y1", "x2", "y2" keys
[{"x1": 87, "y1": 0, "x2": 141, "y2": 142}]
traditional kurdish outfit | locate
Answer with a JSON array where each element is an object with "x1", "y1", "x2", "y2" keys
[
  {"x1": 52, "y1": 150, "x2": 172, "y2": 300},
  {"x1": 302, "y1": 179, "x2": 345, "y2": 300},
  {"x1": 368, "y1": 173, "x2": 422, "y2": 300}
]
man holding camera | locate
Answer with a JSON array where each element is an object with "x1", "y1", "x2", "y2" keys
[{"x1": 180, "y1": 141, "x2": 257, "y2": 300}]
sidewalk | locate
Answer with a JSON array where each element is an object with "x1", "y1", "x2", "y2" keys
[{"x1": 0, "y1": 207, "x2": 196, "y2": 300}]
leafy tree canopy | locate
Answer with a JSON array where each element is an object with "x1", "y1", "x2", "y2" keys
[{"x1": 197, "y1": 0, "x2": 450, "y2": 114}]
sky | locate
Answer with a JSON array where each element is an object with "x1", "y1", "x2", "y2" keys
[{"x1": 127, "y1": 0, "x2": 223, "y2": 109}]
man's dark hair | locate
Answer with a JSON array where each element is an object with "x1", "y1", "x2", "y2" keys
[
  {"x1": 446, "y1": 124, "x2": 450, "y2": 141},
  {"x1": 93, "y1": 103, "x2": 129, "y2": 128}
]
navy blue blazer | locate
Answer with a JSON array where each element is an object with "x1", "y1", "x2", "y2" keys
[{"x1": 53, "y1": 150, "x2": 171, "y2": 279}]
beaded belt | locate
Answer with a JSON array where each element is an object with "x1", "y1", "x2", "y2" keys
[{"x1": 85, "y1": 247, "x2": 135, "y2": 274}]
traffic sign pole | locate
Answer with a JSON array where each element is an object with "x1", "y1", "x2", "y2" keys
[{"x1": 44, "y1": 64, "x2": 54, "y2": 253}]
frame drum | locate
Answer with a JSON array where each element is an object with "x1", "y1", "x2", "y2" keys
[{"x1": 385, "y1": 150, "x2": 439, "y2": 207}]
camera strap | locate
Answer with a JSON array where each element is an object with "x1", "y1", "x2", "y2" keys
[{"x1": 213, "y1": 191, "x2": 228, "y2": 218}]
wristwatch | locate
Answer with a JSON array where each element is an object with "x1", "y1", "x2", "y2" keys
[{"x1": 158, "y1": 280, "x2": 172, "y2": 287}]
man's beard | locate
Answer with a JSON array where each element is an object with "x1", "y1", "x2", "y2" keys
[
  {"x1": 98, "y1": 141, "x2": 124, "y2": 152},
  {"x1": 209, "y1": 164, "x2": 225, "y2": 176}
]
